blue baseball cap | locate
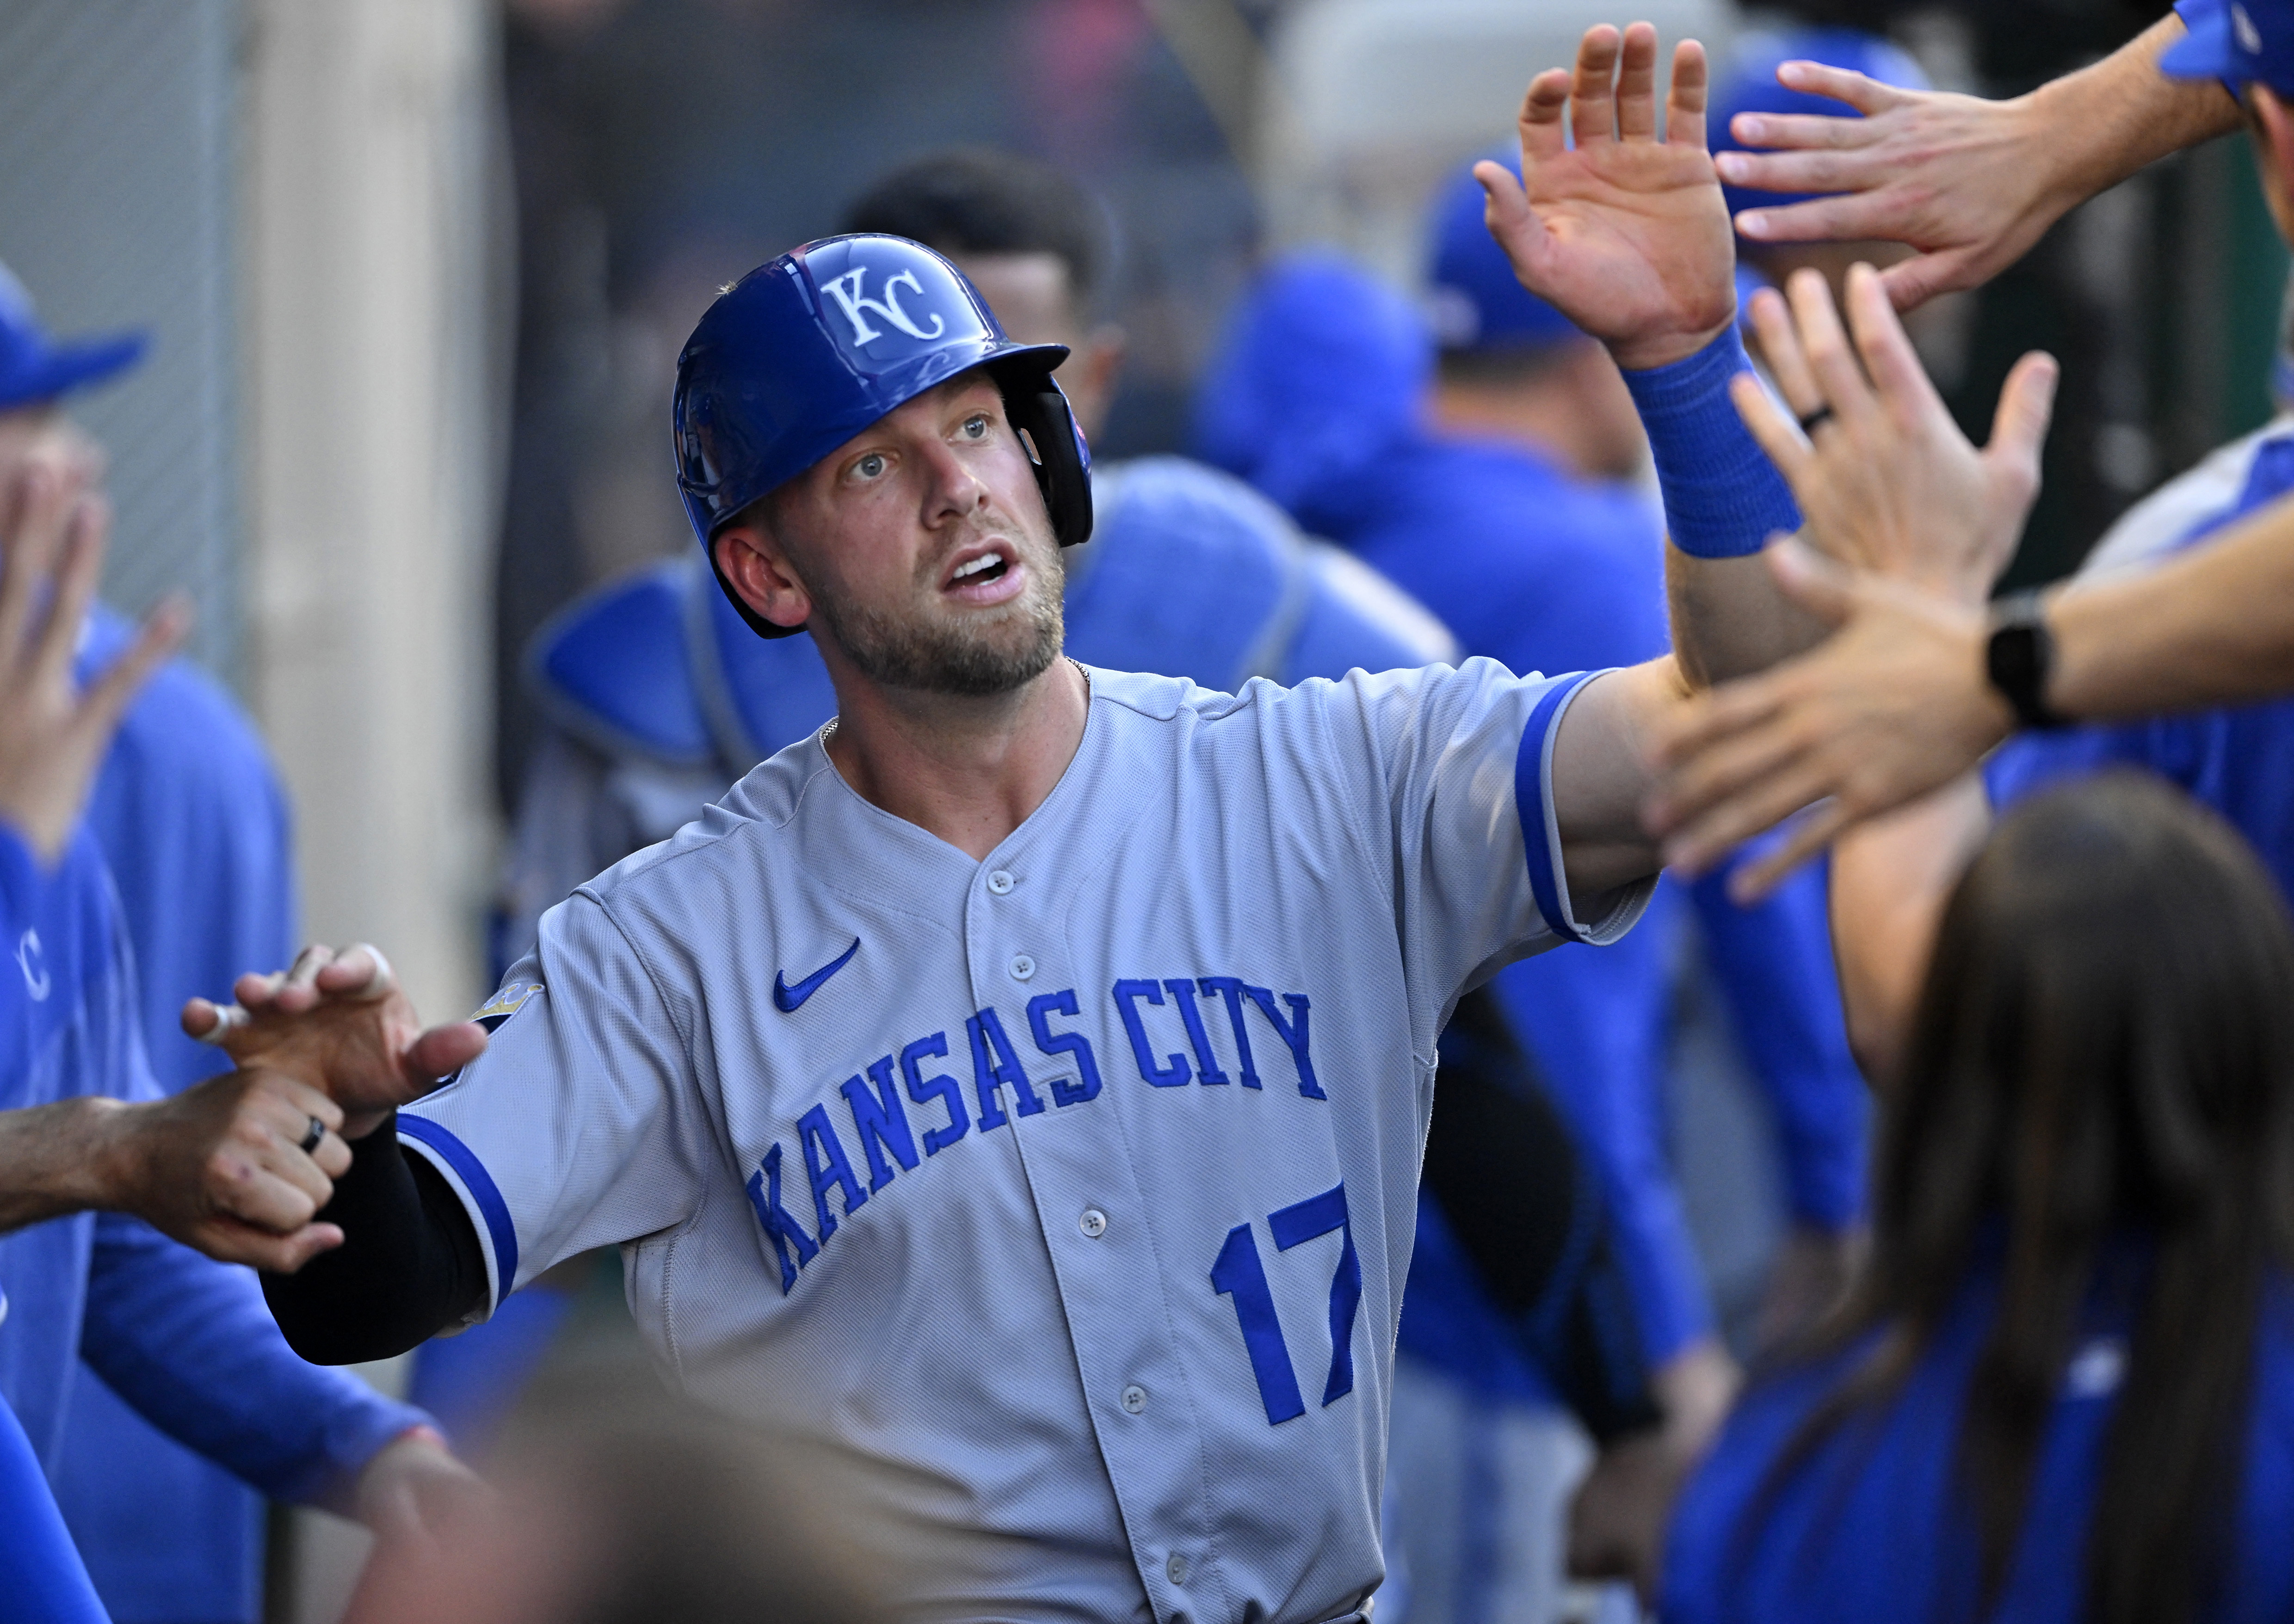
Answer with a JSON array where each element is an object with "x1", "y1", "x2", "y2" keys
[
  {"x1": 2161, "y1": 0, "x2": 2294, "y2": 99},
  {"x1": 1424, "y1": 148, "x2": 1580, "y2": 353},
  {"x1": 0, "y1": 261, "x2": 146, "y2": 415},
  {"x1": 1710, "y1": 29, "x2": 1932, "y2": 225}
]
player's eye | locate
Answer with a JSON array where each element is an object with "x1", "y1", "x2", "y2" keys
[
  {"x1": 960, "y1": 413, "x2": 990, "y2": 440},
  {"x1": 851, "y1": 452, "x2": 888, "y2": 481}
]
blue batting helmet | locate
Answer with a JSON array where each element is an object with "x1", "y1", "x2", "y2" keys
[{"x1": 672, "y1": 233, "x2": 1092, "y2": 639}]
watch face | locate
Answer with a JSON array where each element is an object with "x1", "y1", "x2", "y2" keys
[{"x1": 1987, "y1": 609, "x2": 2054, "y2": 728}]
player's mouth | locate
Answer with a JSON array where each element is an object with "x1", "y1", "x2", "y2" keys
[{"x1": 941, "y1": 541, "x2": 1027, "y2": 607}]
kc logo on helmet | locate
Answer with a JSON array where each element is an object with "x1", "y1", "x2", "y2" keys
[{"x1": 819, "y1": 267, "x2": 947, "y2": 347}]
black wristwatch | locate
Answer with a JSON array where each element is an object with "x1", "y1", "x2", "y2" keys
[{"x1": 1985, "y1": 592, "x2": 2069, "y2": 731}]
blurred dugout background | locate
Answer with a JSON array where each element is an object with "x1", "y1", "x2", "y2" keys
[{"x1": 0, "y1": 0, "x2": 2275, "y2": 1617}]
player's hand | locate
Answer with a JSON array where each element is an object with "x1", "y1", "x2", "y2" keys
[
  {"x1": 355, "y1": 1427, "x2": 491, "y2": 1559},
  {"x1": 0, "y1": 460, "x2": 188, "y2": 863},
  {"x1": 1643, "y1": 539, "x2": 2010, "y2": 898},
  {"x1": 1732, "y1": 261, "x2": 2055, "y2": 603},
  {"x1": 1751, "y1": 1224, "x2": 1866, "y2": 1356},
  {"x1": 1568, "y1": 1338, "x2": 1738, "y2": 1597},
  {"x1": 94, "y1": 1069, "x2": 352, "y2": 1272},
  {"x1": 181, "y1": 944, "x2": 488, "y2": 1141},
  {"x1": 1478, "y1": 23, "x2": 1736, "y2": 373},
  {"x1": 1715, "y1": 65, "x2": 2066, "y2": 312}
]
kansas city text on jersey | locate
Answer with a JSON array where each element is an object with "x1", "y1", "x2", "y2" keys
[{"x1": 746, "y1": 976, "x2": 1324, "y2": 1292}]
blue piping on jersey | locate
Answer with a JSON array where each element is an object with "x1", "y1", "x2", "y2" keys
[
  {"x1": 399, "y1": 1114, "x2": 521, "y2": 1303},
  {"x1": 1517, "y1": 672, "x2": 1600, "y2": 944}
]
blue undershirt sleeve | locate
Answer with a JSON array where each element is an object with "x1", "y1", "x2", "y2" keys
[{"x1": 79, "y1": 1215, "x2": 432, "y2": 1505}]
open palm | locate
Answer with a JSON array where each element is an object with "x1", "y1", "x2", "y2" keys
[{"x1": 1478, "y1": 24, "x2": 1736, "y2": 372}]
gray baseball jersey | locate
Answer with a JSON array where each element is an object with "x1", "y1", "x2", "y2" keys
[{"x1": 400, "y1": 658, "x2": 1652, "y2": 1624}]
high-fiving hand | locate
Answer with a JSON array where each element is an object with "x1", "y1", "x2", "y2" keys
[
  {"x1": 1734, "y1": 262, "x2": 2056, "y2": 599},
  {"x1": 183, "y1": 943, "x2": 489, "y2": 1143},
  {"x1": 1643, "y1": 264, "x2": 2058, "y2": 896},
  {"x1": 1476, "y1": 23, "x2": 1736, "y2": 372},
  {"x1": 0, "y1": 460, "x2": 186, "y2": 862}
]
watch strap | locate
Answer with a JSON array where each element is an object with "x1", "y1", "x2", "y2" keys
[{"x1": 1986, "y1": 591, "x2": 2069, "y2": 731}]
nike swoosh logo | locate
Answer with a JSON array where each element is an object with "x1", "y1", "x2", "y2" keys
[{"x1": 773, "y1": 937, "x2": 860, "y2": 1013}]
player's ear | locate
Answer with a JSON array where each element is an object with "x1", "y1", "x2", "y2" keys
[
  {"x1": 714, "y1": 517, "x2": 813, "y2": 634},
  {"x1": 2249, "y1": 86, "x2": 2294, "y2": 219}
]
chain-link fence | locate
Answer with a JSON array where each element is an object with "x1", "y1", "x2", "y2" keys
[{"x1": 0, "y1": 0, "x2": 243, "y2": 685}]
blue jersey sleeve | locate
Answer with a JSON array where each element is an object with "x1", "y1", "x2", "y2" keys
[
  {"x1": 78, "y1": 1215, "x2": 430, "y2": 1504},
  {"x1": 1688, "y1": 855, "x2": 1868, "y2": 1231},
  {"x1": 80, "y1": 611, "x2": 300, "y2": 1095},
  {"x1": 0, "y1": 1393, "x2": 107, "y2": 1624}
]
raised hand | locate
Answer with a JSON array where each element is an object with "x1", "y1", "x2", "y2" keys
[
  {"x1": 1643, "y1": 541, "x2": 2008, "y2": 897},
  {"x1": 183, "y1": 944, "x2": 488, "y2": 1141},
  {"x1": 1712, "y1": 15, "x2": 2237, "y2": 313},
  {"x1": 0, "y1": 461, "x2": 187, "y2": 861},
  {"x1": 1732, "y1": 261, "x2": 2056, "y2": 603},
  {"x1": 1476, "y1": 23, "x2": 1735, "y2": 371}
]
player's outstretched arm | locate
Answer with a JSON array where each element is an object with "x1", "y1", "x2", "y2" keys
[
  {"x1": 1642, "y1": 263, "x2": 2054, "y2": 897},
  {"x1": 0, "y1": 1070, "x2": 352, "y2": 1272},
  {"x1": 1720, "y1": 11, "x2": 2236, "y2": 311}
]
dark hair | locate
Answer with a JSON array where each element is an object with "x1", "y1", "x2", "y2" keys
[
  {"x1": 841, "y1": 149, "x2": 1111, "y2": 316},
  {"x1": 1758, "y1": 772, "x2": 2294, "y2": 1623}
]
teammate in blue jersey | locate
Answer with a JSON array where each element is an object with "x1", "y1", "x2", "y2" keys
[
  {"x1": 0, "y1": 289, "x2": 481, "y2": 1613},
  {"x1": 1194, "y1": 182, "x2": 1865, "y2": 1599},
  {"x1": 1644, "y1": 10, "x2": 2294, "y2": 1591},
  {"x1": 217, "y1": 29, "x2": 1840, "y2": 1620},
  {"x1": 1667, "y1": 776, "x2": 2294, "y2": 1624},
  {"x1": 0, "y1": 259, "x2": 314, "y2": 1624}
]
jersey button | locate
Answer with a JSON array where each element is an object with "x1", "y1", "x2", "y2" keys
[
  {"x1": 1120, "y1": 1384, "x2": 1148, "y2": 1415},
  {"x1": 1166, "y1": 1553, "x2": 1189, "y2": 1585},
  {"x1": 1079, "y1": 1208, "x2": 1108, "y2": 1238},
  {"x1": 1010, "y1": 953, "x2": 1036, "y2": 981},
  {"x1": 986, "y1": 868, "x2": 1015, "y2": 895}
]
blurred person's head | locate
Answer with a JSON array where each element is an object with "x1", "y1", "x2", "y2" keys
[
  {"x1": 1709, "y1": 30, "x2": 1930, "y2": 301},
  {"x1": 1189, "y1": 251, "x2": 1432, "y2": 541},
  {"x1": 675, "y1": 234, "x2": 1088, "y2": 691},
  {"x1": 2165, "y1": 0, "x2": 2294, "y2": 254},
  {"x1": 1788, "y1": 774, "x2": 2294, "y2": 1624},
  {"x1": 841, "y1": 150, "x2": 1125, "y2": 441},
  {"x1": 346, "y1": 1368, "x2": 881, "y2": 1624},
  {"x1": 1423, "y1": 153, "x2": 1645, "y2": 481},
  {"x1": 0, "y1": 261, "x2": 142, "y2": 492}
]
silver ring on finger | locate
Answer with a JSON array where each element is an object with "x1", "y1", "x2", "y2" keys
[{"x1": 299, "y1": 1115, "x2": 327, "y2": 1156}]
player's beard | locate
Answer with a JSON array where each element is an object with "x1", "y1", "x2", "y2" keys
[{"x1": 812, "y1": 520, "x2": 1066, "y2": 697}]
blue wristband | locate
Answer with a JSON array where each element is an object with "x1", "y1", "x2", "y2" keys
[{"x1": 1621, "y1": 326, "x2": 1800, "y2": 560}]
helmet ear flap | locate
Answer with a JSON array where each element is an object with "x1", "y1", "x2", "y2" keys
[{"x1": 1003, "y1": 379, "x2": 1094, "y2": 548}]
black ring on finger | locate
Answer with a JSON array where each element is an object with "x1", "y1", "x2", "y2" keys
[
  {"x1": 299, "y1": 1115, "x2": 326, "y2": 1156},
  {"x1": 1798, "y1": 405, "x2": 1836, "y2": 437}
]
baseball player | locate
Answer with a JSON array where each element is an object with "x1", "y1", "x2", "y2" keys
[
  {"x1": 0, "y1": 277, "x2": 481, "y2": 1612},
  {"x1": 480, "y1": 153, "x2": 1660, "y2": 1476},
  {"x1": 0, "y1": 260, "x2": 311, "y2": 1624},
  {"x1": 436, "y1": 146, "x2": 1474, "y2": 1455},
  {"x1": 226, "y1": 27, "x2": 1819, "y2": 1620}
]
